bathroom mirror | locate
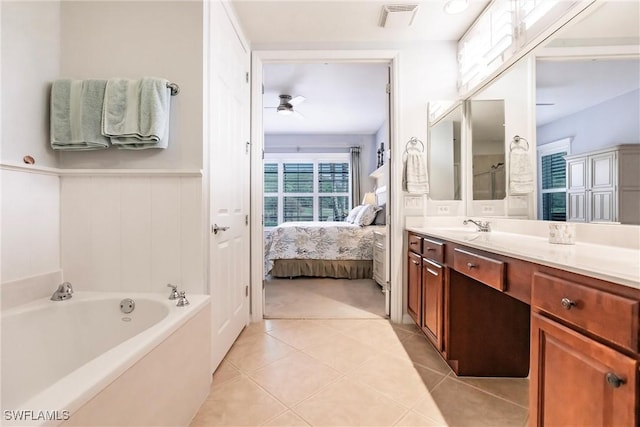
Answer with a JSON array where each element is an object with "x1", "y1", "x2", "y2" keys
[
  {"x1": 469, "y1": 100, "x2": 506, "y2": 200},
  {"x1": 533, "y1": 1, "x2": 640, "y2": 223},
  {"x1": 428, "y1": 104, "x2": 462, "y2": 200}
]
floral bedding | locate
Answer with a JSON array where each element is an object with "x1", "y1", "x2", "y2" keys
[{"x1": 264, "y1": 221, "x2": 385, "y2": 273}]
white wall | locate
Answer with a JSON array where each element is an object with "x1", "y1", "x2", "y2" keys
[
  {"x1": 60, "y1": 176, "x2": 203, "y2": 294},
  {"x1": 57, "y1": 0, "x2": 204, "y2": 171},
  {"x1": 1, "y1": 2, "x2": 62, "y2": 288},
  {"x1": 1, "y1": 1, "x2": 61, "y2": 168},
  {"x1": 1, "y1": 170, "x2": 60, "y2": 283},
  {"x1": 1, "y1": 1, "x2": 207, "y2": 297}
]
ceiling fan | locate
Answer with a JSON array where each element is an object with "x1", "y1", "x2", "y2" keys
[{"x1": 266, "y1": 94, "x2": 306, "y2": 118}]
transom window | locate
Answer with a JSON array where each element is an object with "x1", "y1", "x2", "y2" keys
[{"x1": 263, "y1": 153, "x2": 351, "y2": 228}]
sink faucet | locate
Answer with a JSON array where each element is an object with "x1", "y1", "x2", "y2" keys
[
  {"x1": 51, "y1": 282, "x2": 73, "y2": 301},
  {"x1": 463, "y1": 219, "x2": 491, "y2": 232}
]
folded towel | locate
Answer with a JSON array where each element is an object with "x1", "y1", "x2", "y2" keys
[
  {"x1": 402, "y1": 151, "x2": 429, "y2": 194},
  {"x1": 509, "y1": 150, "x2": 534, "y2": 194},
  {"x1": 102, "y1": 77, "x2": 170, "y2": 150},
  {"x1": 50, "y1": 79, "x2": 110, "y2": 151}
]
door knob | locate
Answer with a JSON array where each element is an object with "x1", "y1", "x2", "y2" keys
[{"x1": 212, "y1": 224, "x2": 230, "y2": 235}]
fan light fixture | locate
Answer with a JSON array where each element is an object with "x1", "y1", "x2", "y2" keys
[{"x1": 443, "y1": 0, "x2": 469, "y2": 14}]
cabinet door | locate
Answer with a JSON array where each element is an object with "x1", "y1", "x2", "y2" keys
[
  {"x1": 530, "y1": 313, "x2": 638, "y2": 427},
  {"x1": 421, "y1": 259, "x2": 443, "y2": 351},
  {"x1": 407, "y1": 251, "x2": 422, "y2": 325},
  {"x1": 567, "y1": 191, "x2": 587, "y2": 222},
  {"x1": 590, "y1": 189, "x2": 616, "y2": 222}
]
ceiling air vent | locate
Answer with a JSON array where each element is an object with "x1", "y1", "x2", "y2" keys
[{"x1": 379, "y1": 4, "x2": 419, "y2": 28}]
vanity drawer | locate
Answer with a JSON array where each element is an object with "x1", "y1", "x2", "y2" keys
[
  {"x1": 408, "y1": 233, "x2": 422, "y2": 254},
  {"x1": 453, "y1": 248, "x2": 505, "y2": 291},
  {"x1": 532, "y1": 272, "x2": 639, "y2": 352},
  {"x1": 421, "y1": 237, "x2": 444, "y2": 264}
]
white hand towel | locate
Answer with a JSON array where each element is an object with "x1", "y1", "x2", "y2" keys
[
  {"x1": 102, "y1": 77, "x2": 170, "y2": 149},
  {"x1": 402, "y1": 151, "x2": 430, "y2": 194},
  {"x1": 50, "y1": 79, "x2": 110, "y2": 151},
  {"x1": 509, "y1": 150, "x2": 534, "y2": 194}
]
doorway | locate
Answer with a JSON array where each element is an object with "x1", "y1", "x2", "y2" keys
[{"x1": 250, "y1": 51, "x2": 399, "y2": 322}]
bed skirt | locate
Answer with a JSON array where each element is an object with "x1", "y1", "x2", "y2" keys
[{"x1": 270, "y1": 259, "x2": 373, "y2": 279}]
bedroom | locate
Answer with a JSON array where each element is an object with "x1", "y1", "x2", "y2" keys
[{"x1": 261, "y1": 62, "x2": 391, "y2": 318}]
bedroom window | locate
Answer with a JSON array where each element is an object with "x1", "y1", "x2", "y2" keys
[
  {"x1": 263, "y1": 154, "x2": 351, "y2": 227},
  {"x1": 537, "y1": 138, "x2": 570, "y2": 221}
]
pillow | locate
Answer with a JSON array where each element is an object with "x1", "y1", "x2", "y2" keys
[
  {"x1": 354, "y1": 204, "x2": 382, "y2": 226},
  {"x1": 345, "y1": 205, "x2": 365, "y2": 223},
  {"x1": 373, "y1": 204, "x2": 386, "y2": 225}
]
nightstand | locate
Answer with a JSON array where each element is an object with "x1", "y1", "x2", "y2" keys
[{"x1": 372, "y1": 230, "x2": 386, "y2": 287}]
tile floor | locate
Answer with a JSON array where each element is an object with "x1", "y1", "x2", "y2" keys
[{"x1": 191, "y1": 319, "x2": 529, "y2": 427}]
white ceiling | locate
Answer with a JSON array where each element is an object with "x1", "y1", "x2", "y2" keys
[
  {"x1": 263, "y1": 62, "x2": 389, "y2": 134},
  {"x1": 233, "y1": 0, "x2": 490, "y2": 135},
  {"x1": 232, "y1": 0, "x2": 490, "y2": 45}
]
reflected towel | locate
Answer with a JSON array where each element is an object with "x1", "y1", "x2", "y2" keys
[
  {"x1": 102, "y1": 77, "x2": 170, "y2": 150},
  {"x1": 402, "y1": 151, "x2": 429, "y2": 194},
  {"x1": 509, "y1": 150, "x2": 534, "y2": 194},
  {"x1": 50, "y1": 79, "x2": 110, "y2": 151}
]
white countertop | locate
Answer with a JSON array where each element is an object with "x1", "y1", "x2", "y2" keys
[{"x1": 407, "y1": 226, "x2": 640, "y2": 290}]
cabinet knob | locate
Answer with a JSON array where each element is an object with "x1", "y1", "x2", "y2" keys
[
  {"x1": 561, "y1": 297, "x2": 576, "y2": 310},
  {"x1": 466, "y1": 262, "x2": 476, "y2": 269},
  {"x1": 606, "y1": 372, "x2": 626, "y2": 388}
]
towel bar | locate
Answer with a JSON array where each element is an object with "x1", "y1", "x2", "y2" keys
[{"x1": 167, "y1": 82, "x2": 180, "y2": 96}]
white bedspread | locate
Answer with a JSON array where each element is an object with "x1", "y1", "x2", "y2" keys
[{"x1": 264, "y1": 221, "x2": 384, "y2": 273}]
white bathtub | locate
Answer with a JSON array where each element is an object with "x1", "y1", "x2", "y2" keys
[{"x1": 1, "y1": 292, "x2": 211, "y2": 426}]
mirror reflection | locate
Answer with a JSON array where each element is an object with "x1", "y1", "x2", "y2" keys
[
  {"x1": 428, "y1": 105, "x2": 462, "y2": 200},
  {"x1": 470, "y1": 100, "x2": 506, "y2": 200},
  {"x1": 534, "y1": 1, "x2": 640, "y2": 223}
]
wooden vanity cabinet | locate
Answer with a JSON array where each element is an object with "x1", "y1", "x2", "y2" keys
[
  {"x1": 407, "y1": 250, "x2": 422, "y2": 324},
  {"x1": 421, "y1": 258, "x2": 443, "y2": 351},
  {"x1": 407, "y1": 233, "x2": 445, "y2": 351},
  {"x1": 530, "y1": 270, "x2": 640, "y2": 426}
]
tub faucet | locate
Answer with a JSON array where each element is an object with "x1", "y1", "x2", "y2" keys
[
  {"x1": 176, "y1": 291, "x2": 190, "y2": 307},
  {"x1": 167, "y1": 283, "x2": 180, "y2": 300},
  {"x1": 463, "y1": 219, "x2": 491, "y2": 232},
  {"x1": 51, "y1": 282, "x2": 73, "y2": 301}
]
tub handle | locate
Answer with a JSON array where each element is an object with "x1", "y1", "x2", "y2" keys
[{"x1": 167, "y1": 283, "x2": 180, "y2": 300}]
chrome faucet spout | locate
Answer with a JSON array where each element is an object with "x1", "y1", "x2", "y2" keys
[
  {"x1": 51, "y1": 282, "x2": 73, "y2": 301},
  {"x1": 463, "y1": 219, "x2": 491, "y2": 232}
]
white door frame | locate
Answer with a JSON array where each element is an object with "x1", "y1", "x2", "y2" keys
[{"x1": 249, "y1": 50, "x2": 403, "y2": 323}]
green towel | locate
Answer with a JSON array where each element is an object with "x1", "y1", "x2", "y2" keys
[
  {"x1": 102, "y1": 77, "x2": 170, "y2": 150},
  {"x1": 50, "y1": 79, "x2": 110, "y2": 151}
]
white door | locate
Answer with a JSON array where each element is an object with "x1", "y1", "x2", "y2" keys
[{"x1": 208, "y1": 1, "x2": 251, "y2": 371}]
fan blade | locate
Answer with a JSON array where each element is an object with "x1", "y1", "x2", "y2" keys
[
  {"x1": 289, "y1": 96, "x2": 306, "y2": 106},
  {"x1": 293, "y1": 110, "x2": 305, "y2": 120}
]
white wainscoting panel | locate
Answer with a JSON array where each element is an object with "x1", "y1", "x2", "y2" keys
[
  {"x1": 1, "y1": 169, "x2": 60, "y2": 283},
  {"x1": 61, "y1": 176, "x2": 204, "y2": 294}
]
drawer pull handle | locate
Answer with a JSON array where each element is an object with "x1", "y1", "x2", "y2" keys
[
  {"x1": 561, "y1": 297, "x2": 576, "y2": 310},
  {"x1": 426, "y1": 247, "x2": 435, "y2": 252},
  {"x1": 411, "y1": 260, "x2": 420, "y2": 265},
  {"x1": 410, "y1": 241, "x2": 417, "y2": 245},
  {"x1": 606, "y1": 373, "x2": 626, "y2": 388},
  {"x1": 466, "y1": 262, "x2": 476, "y2": 269}
]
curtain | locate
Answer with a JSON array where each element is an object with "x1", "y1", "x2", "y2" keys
[{"x1": 350, "y1": 146, "x2": 361, "y2": 207}]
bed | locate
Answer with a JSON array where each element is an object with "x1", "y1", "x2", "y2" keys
[{"x1": 264, "y1": 221, "x2": 385, "y2": 279}]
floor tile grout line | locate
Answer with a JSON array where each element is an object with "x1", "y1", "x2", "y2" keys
[{"x1": 445, "y1": 374, "x2": 530, "y2": 410}]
